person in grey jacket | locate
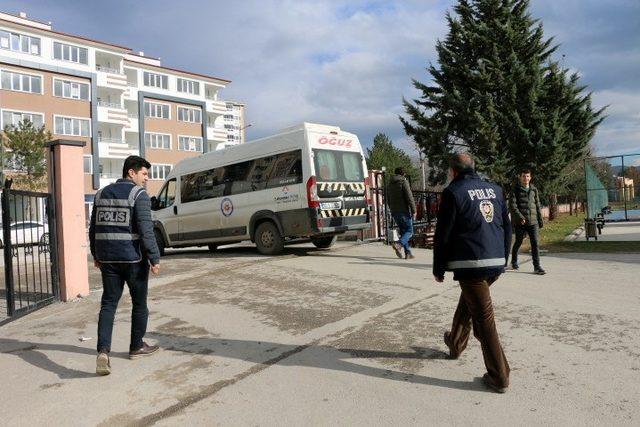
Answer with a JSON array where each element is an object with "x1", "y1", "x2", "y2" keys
[
  {"x1": 509, "y1": 169, "x2": 545, "y2": 275},
  {"x1": 89, "y1": 155, "x2": 161, "y2": 375},
  {"x1": 387, "y1": 167, "x2": 417, "y2": 259}
]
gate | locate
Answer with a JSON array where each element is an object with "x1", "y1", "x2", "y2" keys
[{"x1": 1, "y1": 184, "x2": 59, "y2": 323}]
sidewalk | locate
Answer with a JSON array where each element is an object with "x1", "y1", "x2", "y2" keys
[{"x1": 1, "y1": 242, "x2": 639, "y2": 426}]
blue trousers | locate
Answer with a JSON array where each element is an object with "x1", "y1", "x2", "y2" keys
[
  {"x1": 97, "y1": 261, "x2": 149, "y2": 353},
  {"x1": 392, "y1": 212, "x2": 413, "y2": 255}
]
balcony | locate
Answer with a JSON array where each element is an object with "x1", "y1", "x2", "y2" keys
[
  {"x1": 96, "y1": 67, "x2": 128, "y2": 90},
  {"x1": 125, "y1": 114, "x2": 139, "y2": 132},
  {"x1": 206, "y1": 99, "x2": 227, "y2": 116},
  {"x1": 207, "y1": 126, "x2": 227, "y2": 142},
  {"x1": 97, "y1": 103, "x2": 129, "y2": 126},
  {"x1": 98, "y1": 138, "x2": 139, "y2": 159},
  {"x1": 124, "y1": 83, "x2": 138, "y2": 100}
]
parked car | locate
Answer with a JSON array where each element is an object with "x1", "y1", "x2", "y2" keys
[{"x1": 0, "y1": 221, "x2": 49, "y2": 248}]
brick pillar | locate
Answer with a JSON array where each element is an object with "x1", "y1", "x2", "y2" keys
[{"x1": 47, "y1": 139, "x2": 90, "y2": 301}]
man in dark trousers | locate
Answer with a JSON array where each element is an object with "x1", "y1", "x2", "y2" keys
[
  {"x1": 509, "y1": 169, "x2": 546, "y2": 275},
  {"x1": 387, "y1": 167, "x2": 417, "y2": 259},
  {"x1": 433, "y1": 153, "x2": 512, "y2": 393},
  {"x1": 89, "y1": 155, "x2": 161, "y2": 375}
]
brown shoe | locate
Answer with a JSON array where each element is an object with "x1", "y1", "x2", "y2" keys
[
  {"x1": 96, "y1": 352, "x2": 111, "y2": 375},
  {"x1": 444, "y1": 331, "x2": 460, "y2": 359},
  {"x1": 405, "y1": 252, "x2": 415, "y2": 260},
  {"x1": 392, "y1": 242, "x2": 403, "y2": 259},
  {"x1": 129, "y1": 342, "x2": 159, "y2": 359},
  {"x1": 483, "y1": 373, "x2": 508, "y2": 393}
]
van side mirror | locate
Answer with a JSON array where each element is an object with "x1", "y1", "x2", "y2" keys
[{"x1": 150, "y1": 196, "x2": 159, "y2": 210}]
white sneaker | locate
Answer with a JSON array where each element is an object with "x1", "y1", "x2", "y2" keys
[{"x1": 96, "y1": 352, "x2": 111, "y2": 376}]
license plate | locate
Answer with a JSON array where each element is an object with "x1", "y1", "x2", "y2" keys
[{"x1": 320, "y1": 202, "x2": 341, "y2": 210}]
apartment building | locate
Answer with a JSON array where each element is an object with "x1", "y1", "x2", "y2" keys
[
  {"x1": 0, "y1": 10, "x2": 237, "y2": 208},
  {"x1": 222, "y1": 101, "x2": 247, "y2": 146}
]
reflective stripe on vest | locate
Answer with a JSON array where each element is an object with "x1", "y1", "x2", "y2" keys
[{"x1": 446, "y1": 258, "x2": 506, "y2": 269}]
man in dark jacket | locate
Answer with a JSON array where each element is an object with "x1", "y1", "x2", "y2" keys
[
  {"x1": 89, "y1": 155, "x2": 161, "y2": 375},
  {"x1": 433, "y1": 153, "x2": 512, "y2": 393},
  {"x1": 509, "y1": 169, "x2": 546, "y2": 275},
  {"x1": 387, "y1": 167, "x2": 417, "y2": 259}
]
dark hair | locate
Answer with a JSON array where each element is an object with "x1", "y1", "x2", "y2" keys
[
  {"x1": 520, "y1": 169, "x2": 532, "y2": 175},
  {"x1": 122, "y1": 155, "x2": 151, "y2": 178},
  {"x1": 449, "y1": 152, "x2": 475, "y2": 173},
  {"x1": 394, "y1": 167, "x2": 405, "y2": 175}
]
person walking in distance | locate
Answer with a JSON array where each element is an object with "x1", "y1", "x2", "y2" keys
[
  {"x1": 509, "y1": 169, "x2": 546, "y2": 275},
  {"x1": 387, "y1": 167, "x2": 417, "y2": 259},
  {"x1": 433, "y1": 153, "x2": 512, "y2": 393},
  {"x1": 89, "y1": 155, "x2": 161, "y2": 375}
]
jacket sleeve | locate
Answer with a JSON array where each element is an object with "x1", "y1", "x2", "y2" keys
[
  {"x1": 535, "y1": 189, "x2": 544, "y2": 227},
  {"x1": 509, "y1": 190, "x2": 525, "y2": 223},
  {"x1": 433, "y1": 189, "x2": 456, "y2": 278},
  {"x1": 88, "y1": 203, "x2": 96, "y2": 259},
  {"x1": 134, "y1": 191, "x2": 160, "y2": 265},
  {"x1": 403, "y1": 179, "x2": 416, "y2": 214},
  {"x1": 502, "y1": 194, "x2": 512, "y2": 265}
]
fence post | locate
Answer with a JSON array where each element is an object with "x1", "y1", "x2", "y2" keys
[{"x1": 47, "y1": 139, "x2": 90, "y2": 301}]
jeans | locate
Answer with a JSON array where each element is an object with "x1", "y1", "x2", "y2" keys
[
  {"x1": 392, "y1": 212, "x2": 413, "y2": 255},
  {"x1": 449, "y1": 276, "x2": 510, "y2": 388},
  {"x1": 97, "y1": 261, "x2": 150, "y2": 353},
  {"x1": 511, "y1": 224, "x2": 541, "y2": 268}
]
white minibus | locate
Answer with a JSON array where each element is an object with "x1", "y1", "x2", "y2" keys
[{"x1": 151, "y1": 122, "x2": 371, "y2": 255}]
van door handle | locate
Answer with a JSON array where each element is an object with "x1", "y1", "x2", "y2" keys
[{"x1": 173, "y1": 206, "x2": 178, "y2": 215}]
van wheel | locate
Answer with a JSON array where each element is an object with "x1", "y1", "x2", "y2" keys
[
  {"x1": 311, "y1": 235, "x2": 337, "y2": 249},
  {"x1": 154, "y1": 229, "x2": 166, "y2": 256},
  {"x1": 255, "y1": 221, "x2": 284, "y2": 255},
  {"x1": 207, "y1": 244, "x2": 218, "y2": 252}
]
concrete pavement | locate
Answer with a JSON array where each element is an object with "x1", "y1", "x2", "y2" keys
[{"x1": 1, "y1": 242, "x2": 639, "y2": 426}]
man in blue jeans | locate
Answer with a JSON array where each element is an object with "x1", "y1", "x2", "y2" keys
[
  {"x1": 387, "y1": 167, "x2": 417, "y2": 259},
  {"x1": 89, "y1": 155, "x2": 161, "y2": 375}
]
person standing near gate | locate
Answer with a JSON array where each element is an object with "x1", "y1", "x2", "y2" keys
[
  {"x1": 89, "y1": 155, "x2": 161, "y2": 376},
  {"x1": 509, "y1": 169, "x2": 546, "y2": 275},
  {"x1": 387, "y1": 167, "x2": 417, "y2": 259},
  {"x1": 433, "y1": 153, "x2": 512, "y2": 393}
]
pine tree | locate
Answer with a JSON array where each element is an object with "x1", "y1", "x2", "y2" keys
[
  {"x1": 401, "y1": 0, "x2": 605, "y2": 213},
  {"x1": 2, "y1": 119, "x2": 51, "y2": 191},
  {"x1": 366, "y1": 133, "x2": 419, "y2": 187}
]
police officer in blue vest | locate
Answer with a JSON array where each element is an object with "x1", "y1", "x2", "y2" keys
[
  {"x1": 89, "y1": 155, "x2": 161, "y2": 376},
  {"x1": 433, "y1": 153, "x2": 512, "y2": 393}
]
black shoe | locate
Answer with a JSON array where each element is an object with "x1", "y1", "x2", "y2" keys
[
  {"x1": 443, "y1": 331, "x2": 460, "y2": 359},
  {"x1": 534, "y1": 267, "x2": 546, "y2": 275},
  {"x1": 129, "y1": 342, "x2": 159, "y2": 359},
  {"x1": 483, "y1": 373, "x2": 508, "y2": 393},
  {"x1": 511, "y1": 264, "x2": 519, "y2": 271}
]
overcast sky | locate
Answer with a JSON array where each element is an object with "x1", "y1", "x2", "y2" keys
[{"x1": 4, "y1": 0, "x2": 639, "y2": 157}]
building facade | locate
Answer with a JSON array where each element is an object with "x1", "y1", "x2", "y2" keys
[{"x1": 0, "y1": 10, "x2": 239, "y2": 214}]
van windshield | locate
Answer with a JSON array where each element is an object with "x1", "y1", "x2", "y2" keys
[{"x1": 313, "y1": 149, "x2": 364, "y2": 182}]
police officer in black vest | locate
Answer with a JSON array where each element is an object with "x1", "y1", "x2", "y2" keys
[
  {"x1": 433, "y1": 153, "x2": 512, "y2": 393},
  {"x1": 89, "y1": 155, "x2": 161, "y2": 375}
]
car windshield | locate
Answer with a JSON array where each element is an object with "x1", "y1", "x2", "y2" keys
[{"x1": 313, "y1": 149, "x2": 364, "y2": 182}]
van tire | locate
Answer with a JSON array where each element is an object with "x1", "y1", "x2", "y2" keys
[
  {"x1": 311, "y1": 235, "x2": 337, "y2": 249},
  {"x1": 154, "y1": 229, "x2": 166, "y2": 257},
  {"x1": 254, "y1": 221, "x2": 284, "y2": 255},
  {"x1": 207, "y1": 244, "x2": 218, "y2": 252}
]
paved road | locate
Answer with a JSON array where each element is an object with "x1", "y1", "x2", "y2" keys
[{"x1": 0, "y1": 242, "x2": 638, "y2": 426}]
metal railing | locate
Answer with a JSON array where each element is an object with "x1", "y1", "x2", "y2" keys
[
  {"x1": 96, "y1": 65, "x2": 122, "y2": 74},
  {"x1": 97, "y1": 100, "x2": 124, "y2": 109},
  {"x1": 97, "y1": 137, "x2": 125, "y2": 144}
]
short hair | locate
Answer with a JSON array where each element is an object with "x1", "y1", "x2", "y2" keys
[
  {"x1": 122, "y1": 155, "x2": 151, "y2": 178},
  {"x1": 449, "y1": 152, "x2": 475, "y2": 173},
  {"x1": 394, "y1": 167, "x2": 405, "y2": 175},
  {"x1": 520, "y1": 169, "x2": 532, "y2": 176}
]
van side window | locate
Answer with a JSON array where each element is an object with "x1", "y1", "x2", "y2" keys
[
  {"x1": 181, "y1": 168, "x2": 226, "y2": 203},
  {"x1": 157, "y1": 178, "x2": 176, "y2": 209},
  {"x1": 223, "y1": 160, "x2": 253, "y2": 196},
  {"x1": 268, "y1": 150, "x2": 302, "y2": 188},
  {"x1": 248, "y1": 155, "x2": 277, "y2": 191}
]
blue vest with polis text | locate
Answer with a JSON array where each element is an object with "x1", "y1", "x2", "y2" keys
[{"x1": 93, "y1": 179, "x2": 145, "y2": 263}]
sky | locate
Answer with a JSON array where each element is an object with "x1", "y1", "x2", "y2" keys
[{"x1": 3, "y1": 0, "x2": 639, "y2": 157}]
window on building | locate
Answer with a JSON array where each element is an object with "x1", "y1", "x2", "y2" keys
[
  {"x1": 1, "y1": 110, "x2": 44, "y2": 129},
  {"x1": 53, "y1": 78, "x2": 90, "y2": 100},
  {"x1": 0, "y1": 30, "x2": 40, "y2": 55},
  {"x1": 177, "y1": 78, "x2": 199, "y2": 95},
  {"x1": 54, "y1": 116, "x2": 90, "y2": 137},
  {"x1": 0, "y1": 70, "x2": 42, "y2": 94},
  {"x1": 52, "y1": 41, "x2": 88, "y2": 64},
  {"x1": 177, "y1": 106, "x2": 201, "y2": 123},
  {"x1": 178, "y1": 136, "x2": 203, "y2": 152},
  {"x1": 144, "y1": 132, "x2": 171, "y2": 149},
  {"x1": 150, "y1": 164, "x2": 172, "y2": 180},
  {"x1": 144, "y1": 102, "x2": 170, "y2": 119},
  {"x1": 83, "y1": 155, "x2": 93, "y2": 174},
  {"x1": 143, "y1": 71, "x2": 168, "y2": 89}
]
